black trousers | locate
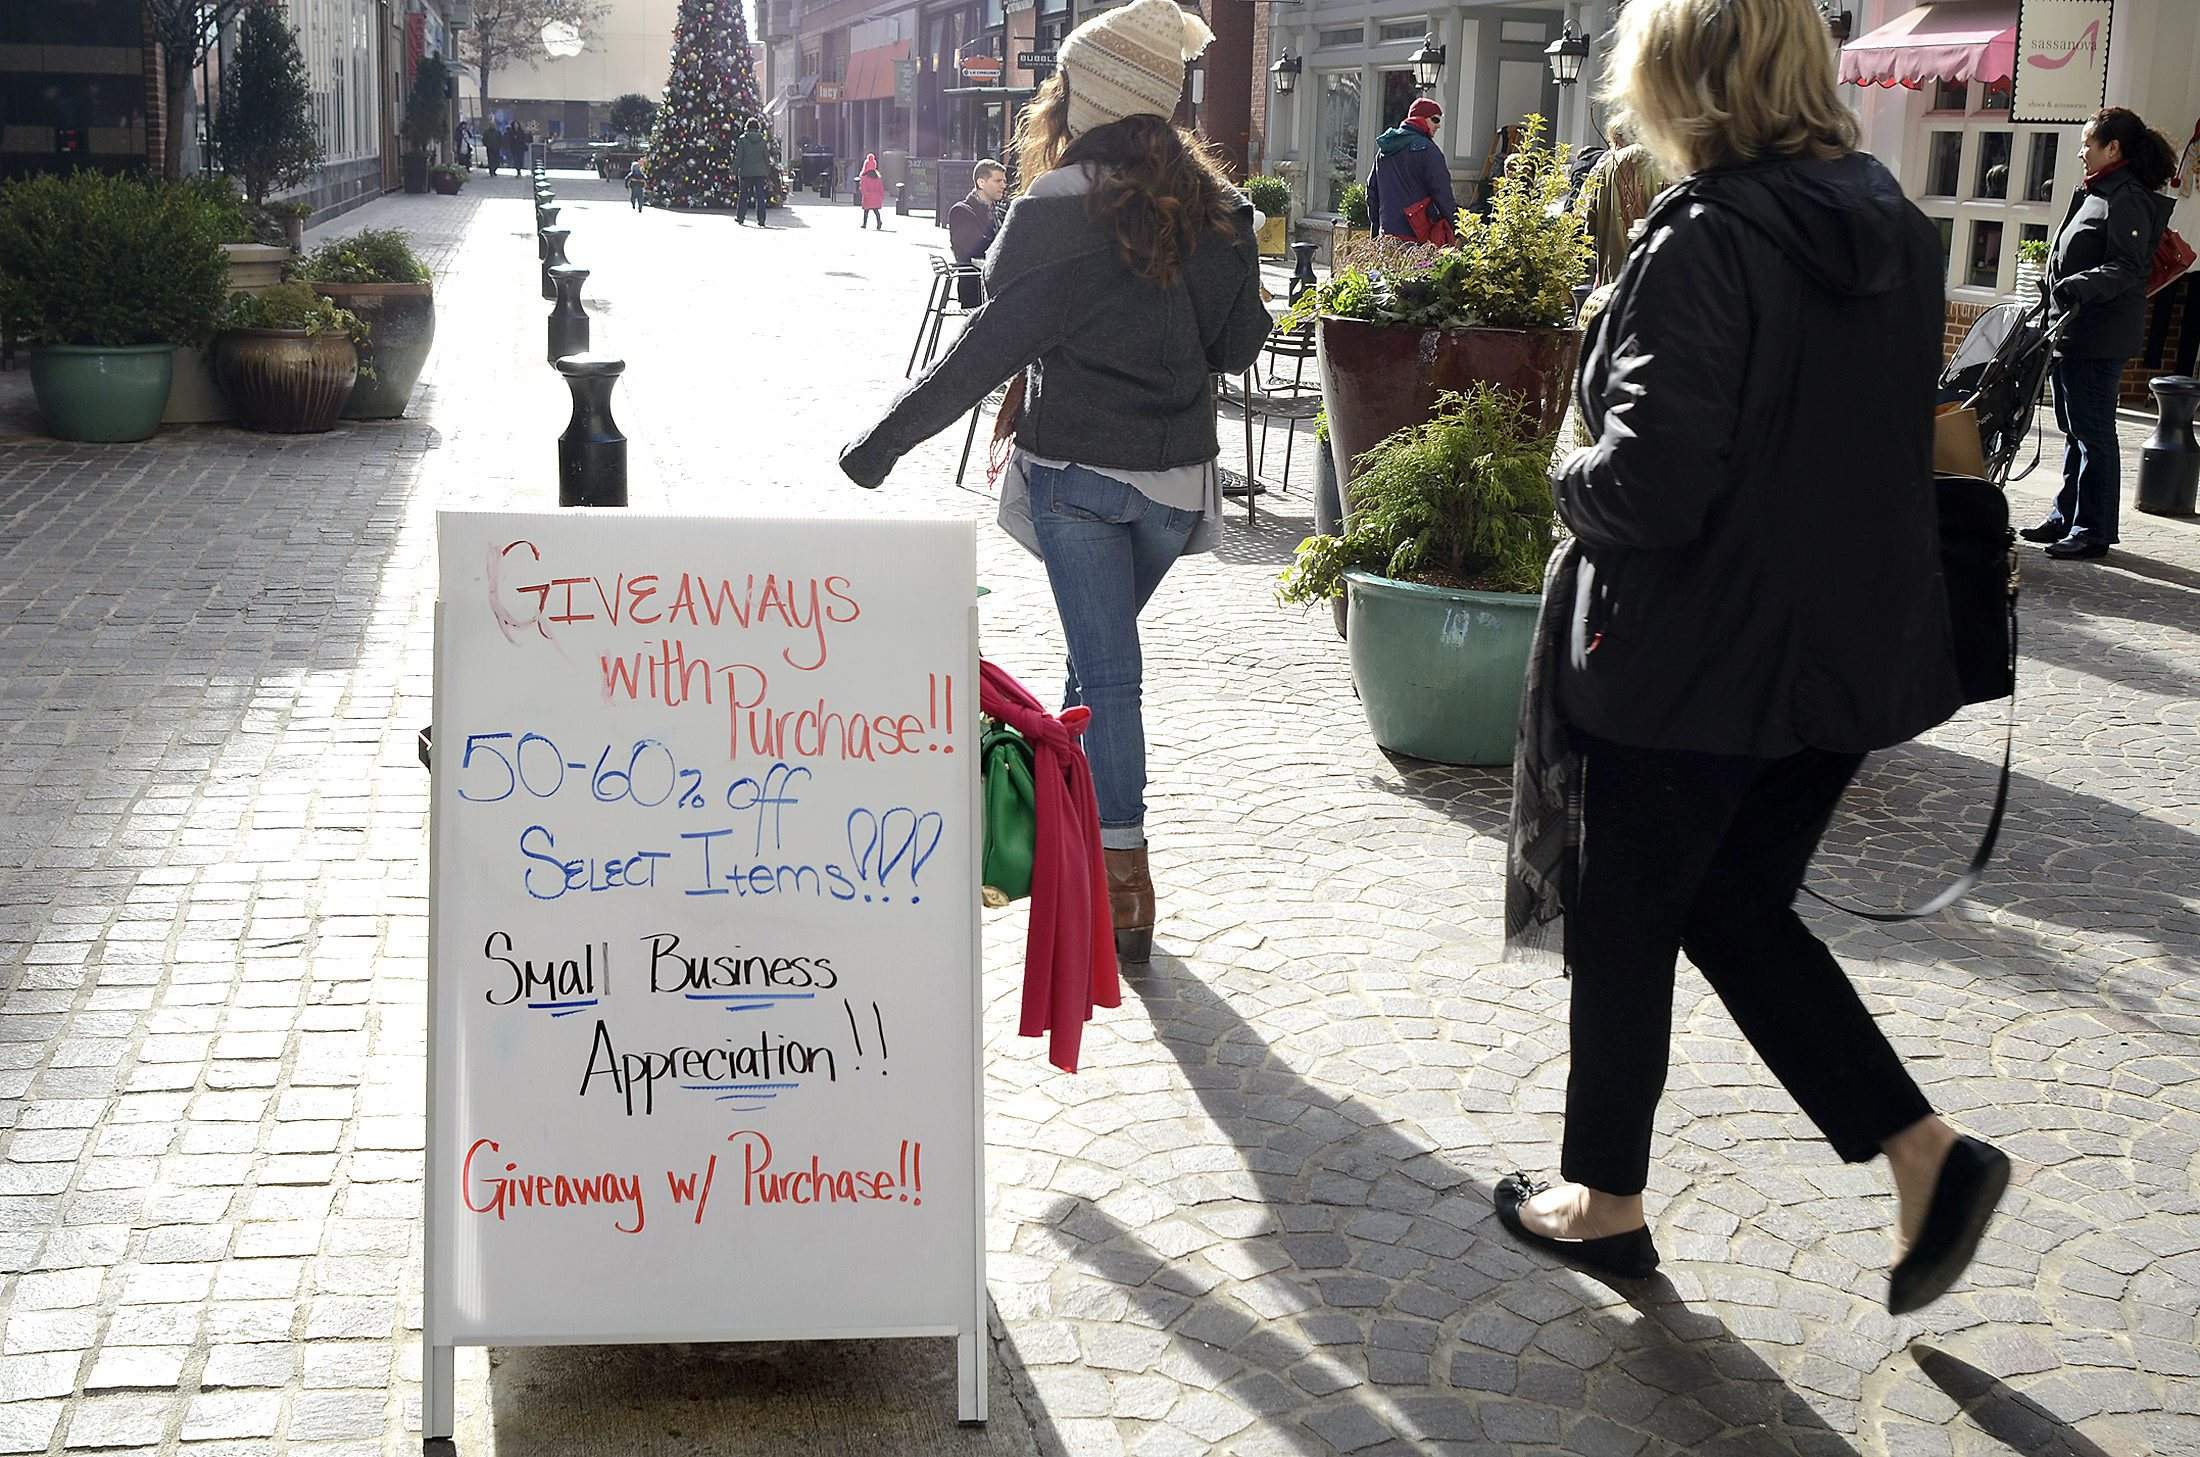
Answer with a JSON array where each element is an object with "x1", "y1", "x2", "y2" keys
[{"x1": 1561, "y1": 736, "x2": 1932, "y2": 1196}]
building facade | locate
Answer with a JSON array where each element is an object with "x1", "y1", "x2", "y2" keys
[
  {"x1": 0, "y1": 0, "x2": 165, "y2": 181},
  {"x1": 477, "y1": 0, "x2": 679, "y2": 141}
]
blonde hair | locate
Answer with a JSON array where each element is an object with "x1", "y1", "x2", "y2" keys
[{"x1": 1603, "y1": 0, "x2": 1856, "y2": 177}]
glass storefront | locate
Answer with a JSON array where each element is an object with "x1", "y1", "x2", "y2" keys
[{"x1": 1316, "y1": 70, "x2": 1361, "y2": 213}]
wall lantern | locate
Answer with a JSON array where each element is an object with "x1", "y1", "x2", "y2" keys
[
  {"x1": 1270, "y1": 51, "x2": 1301, "y2": 96},
  {"x1": 1544, "y1": 23, "x2": 1591, "y2": 87},
  {"x1": 1408, "y1": 34, "x2": 1445, "y2": 91}
]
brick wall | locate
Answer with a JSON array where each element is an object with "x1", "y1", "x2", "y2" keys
[{"x1": 140, "y1": 5, "x2": 166, "y2": 173}]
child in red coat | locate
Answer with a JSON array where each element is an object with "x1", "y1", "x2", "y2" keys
[{"x1": 858, "y1": 154, "x2": 886, "y2": 230}]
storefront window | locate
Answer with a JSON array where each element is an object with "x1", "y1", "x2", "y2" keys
[
  {"x1": 1318, "y1": 70, "x2": 1363, "y2": 213},
  {"x1": 1931, "y1": 78, "x2": 1967, "y2": 112},
  {"x1": 1934, "y1": 217, "x2": 1954, "y2": 269},
  {"x1": 1925, "y1": 132, "x2": 1961, "y2": 197},
  {"x1": 2025, "y1": 133, "x2": 2058, "y2": 202},
  {"x1": 1967, "y1": 220, "x2": 2003, "y2": 289},
  {"x1": 1975, "y1": 131, "x2": 2011, "y2": 199},
  {"x1": 1982, "y1": 77, "x2": 2012, "y2": 112}
]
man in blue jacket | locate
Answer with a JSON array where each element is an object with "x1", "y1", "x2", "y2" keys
[{"x1": 1366, "y1": 97, "x2": 1456, "y2": 242}]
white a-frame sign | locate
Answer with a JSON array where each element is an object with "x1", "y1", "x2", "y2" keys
[{"x1": 423, "y1": 510, "x2": 985, "y2": 1442}]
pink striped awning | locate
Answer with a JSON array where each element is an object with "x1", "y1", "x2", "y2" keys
[{"x1": 1839, "y1": 2, "x2": 2016, "y2": 88}]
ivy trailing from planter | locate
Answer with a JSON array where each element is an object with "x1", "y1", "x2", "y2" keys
[{"x1": 1279, "y1": 384, "x2": 1557, "y2": 602}]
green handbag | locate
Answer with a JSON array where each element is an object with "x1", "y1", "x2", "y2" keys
[{"x1": 980, "y1": 717, "x2": 1037, "y2": 907}]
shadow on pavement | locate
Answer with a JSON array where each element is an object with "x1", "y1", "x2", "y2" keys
[
  {"x1": 1028, "y1": 950, "x2": 1862, "y2": 1454},
  {"x1": 478, "y1": 1299, "x2": 1061, "y2": 1456},
  {"x1": 1912, "y1": 1345, "x2": 2119, "y2": 1457}
]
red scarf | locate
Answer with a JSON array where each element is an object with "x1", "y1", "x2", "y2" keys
[
  {"x1": 2084, "y1": 158, "x2": 2125, "y2": 187},
  {"x1": 980, "y1": 660, "x2": 1119, "y2": 1072}
]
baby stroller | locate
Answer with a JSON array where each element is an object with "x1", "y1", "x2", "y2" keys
[{"x1": 1936, "y1": 290, "x2": 2071, "y2": 488}]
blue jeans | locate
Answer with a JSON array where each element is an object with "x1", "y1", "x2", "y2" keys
[
  {"x1": 2048, "y1": 354, "x2": 2124, "y2": 546},
  {"x1": 738, "y1": 178, "x2": 770, "y2": 223},
  {"x1": 1025, "y1": 462, "x2": 1199, "y2": 850}
]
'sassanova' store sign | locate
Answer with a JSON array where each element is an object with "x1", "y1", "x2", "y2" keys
[{"x1": 2011, "y1": 0, "x2": 2114, "y2": 125}]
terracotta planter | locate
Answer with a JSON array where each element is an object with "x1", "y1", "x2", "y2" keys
[
  {"x1": 212, "y1": 328, "x2": 358, "y2": 433},
  {"x1": 309, "y1": 280, "x2": 435, "y2": 419},
  {"x1": 1316, "y1": 315, "x2": 1580, "y2": 508}
]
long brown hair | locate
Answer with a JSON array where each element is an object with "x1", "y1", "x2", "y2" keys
[{"x1": 1011, "y1": 72, "x2": 1240, "y2": 286}]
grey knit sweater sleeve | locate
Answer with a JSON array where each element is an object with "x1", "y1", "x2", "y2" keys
[{"x1": 839, "y1": 202, "x2": 1077, "y2": 489}]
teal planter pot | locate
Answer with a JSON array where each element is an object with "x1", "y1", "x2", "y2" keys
[
  {"x1": 1344, "y1": 570, "x2": 1539, "y2": 766},
  {"x1": 29, "y1": 344, "x2": 176, "y2": 443}
]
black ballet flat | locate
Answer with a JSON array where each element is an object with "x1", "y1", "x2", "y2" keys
[
  {"x1": 1887, "y1": 1135, "x2": 2011, "y2": 1316},
  {"x1": 1494, "y1": 1173, "x2": 1661, "y2": 1280}
]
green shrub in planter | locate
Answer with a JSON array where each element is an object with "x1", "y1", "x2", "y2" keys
[
  {"x1": 1245, "y1": 175, "x2": 1291, "y2": 218},
  {"x1": 219, "y1": 283, "x2": 371, "y2": 363},
  {"x1": 298, "y1": 229, "x2": 431, "y2": 285},
  {"x1": 0, "y1": 172, "x2": 230, "y2": 348},
  {"x1": 0, "y1": 172, "x2": 231, "y2": 441},
  {"x1": 1279, "y1": 384, "x2": 1557, "y2": 603},
  {"x1": 1339, "y1": 182, "x2": 1370, "y2": 230}
]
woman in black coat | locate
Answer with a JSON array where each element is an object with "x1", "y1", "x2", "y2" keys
[
  {"x1": 1494, "y1": 0, "x2": 2008, "y2": 1318},
  {"x1": 2020, "y1": 108, "x2": 2177, "y2": 560}
]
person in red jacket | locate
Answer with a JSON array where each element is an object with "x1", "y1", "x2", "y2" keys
[{"x1": 858, "y1": 154, "x2": 887, "y2": 230}]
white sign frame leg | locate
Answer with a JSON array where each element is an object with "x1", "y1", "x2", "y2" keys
[{"x1": 419, "y1": 541, "x2": 987, "y2": 1447}]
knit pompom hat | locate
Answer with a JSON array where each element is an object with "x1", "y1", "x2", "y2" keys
[{"x1": 1057, "y1": 0, "x2": 1216, "y2": 138}]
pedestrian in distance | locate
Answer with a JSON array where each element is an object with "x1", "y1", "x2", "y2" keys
[
  {"x1": 625, "y1": 158, "x2": 647, "y2": 212},
  {"x1": 484, "y1": 123, "x2": 503, "y2": 177},
  {"x1": 1498, "y1": 0, "x2": 2012, "y2": 1320},
  {"x1": 1366, "y1": 96, "x2": 1457, "y2": 244},
  {"x1": 840, "y1": 0, "x2": 1272, "y2": 964},
  {"x1": 2018, "y1": 107, "x2": 2178, "y2": 561},
  {"x1": 735, "y1": 119, "x2": 774, "y2": 227},
  {"x1": 949, "y1": 160, "x2": 1010, "y2": 307},
  {"x1": 858, "y1": 154, "x2": 887, "y2": 229}
]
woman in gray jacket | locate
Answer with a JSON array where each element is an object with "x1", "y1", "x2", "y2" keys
[{"x1": 839, "y1": 0, "x2": 1272, "y2": 963}]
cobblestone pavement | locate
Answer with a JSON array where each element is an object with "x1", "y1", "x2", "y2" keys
[{"x1": 0, "y1": 172, "x2": 2196, "y2": 1457}]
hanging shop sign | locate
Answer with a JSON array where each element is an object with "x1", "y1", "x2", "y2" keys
[
  {"x1": 419, "y1": 510, "x2": 986, "y2": 1442},
  {"x1": 895, "y1": 58, "x2": 918, "y2": 108},
  {"x1": 2011, "y1": 0, "x2": 2113, "y2": 125}
]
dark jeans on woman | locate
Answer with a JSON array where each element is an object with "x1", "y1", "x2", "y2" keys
[
  {"x1": 1024, "y1": 462, "x2": 1198, "y2": 852},
  {"x1": 2046, "y1": 354, "x2": 2126, "y2": 547},
  {"x1": 1561, "y1": 735, "x2": 1932, "y2": 1196}
]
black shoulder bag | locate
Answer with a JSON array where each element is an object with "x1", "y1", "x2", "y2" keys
[{"x1": 1804, "y1": 474, "x2": 2017, "y2": 921}]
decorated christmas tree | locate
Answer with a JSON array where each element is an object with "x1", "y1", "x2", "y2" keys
[{"x1": 647, "y1": 0, "x2": 781, "y2": 209}]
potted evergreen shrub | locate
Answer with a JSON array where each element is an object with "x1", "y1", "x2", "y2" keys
[
  {"x1": 1279, "y1": 385, "x2": 1558, "y2": 764},
  {"x1": 1292, "y1": 115, "x2": 1588, "y2": 515},
  {"x1": 1246, "y1": 175, "x2": 1291, "y2": 258},
  {"x1": 403, "y1": 56, "x2": 451, "y2": 194},
  {"x1": 212, "y1": 282, "x2": 367, "y2": 434},
  {"x1": 0, "y1": 172, "x2": 228, "y2": 442},
  {"x1": 298, "y1": 228, "x2": 435, "y2": 419},
  {"x1": 213, "y1": 2, "x2": 322, "y2": 215},
  {"x1": 1329, "y1": 182, "x2": 1370, "y2": 259}
]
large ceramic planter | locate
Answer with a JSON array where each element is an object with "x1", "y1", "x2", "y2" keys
[
  {"x1": 1344, "y1": 571, "x2": 1539, "y2": 766},
  {"x1": 309, "y1": 281, "x2": 434, "y2": 419},
  {"x1": 1315, "y1": 443, "x2": 1347, "y2": 639},
  {"x1": 403, "y1": 152, "x2": 430, "y2": 195},
  {"x1": 29, "y1": 344, "x2": 175, "y2": 442},
  {"x1": 431, "y1": 172, "x2": 462, "y2": 195},
  {"x1": 213, "y1": 329, "x2": 358, "y2": 433},
  {"x1": 1317, "y1": 315, "x2": 1580, "y2": 509}
]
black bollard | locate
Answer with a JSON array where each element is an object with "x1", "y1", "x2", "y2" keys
[
  {"x1": 540, "y1": 226, "x2": 570, "y2": 301},
  {"x1": 536, "y1": 203, "x2": 559, "y2": 251},
  {"x1": 1289, "y1": 241, "x2": 1317, "y2": 302},
  {"x1": 555, "y1": 354, "x2": 627, "y2": 507},
  {"x1": 895, "y1": 181, "x2": 910, "y2": 217},
  {"x1": 2137, "y1": 375, "x2": 2200, "y2": 517},
  {"x1": 547, "y1": 265, "x2": 591, "y2": 363}
]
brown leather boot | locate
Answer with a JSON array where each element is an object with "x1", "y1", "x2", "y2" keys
[{"x1": 1104, "y1": 847, "x2": 1154, "y2": 964}]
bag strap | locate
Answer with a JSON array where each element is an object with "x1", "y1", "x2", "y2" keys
[{"x1": 1802, "y1": 595, "x2": 2017, "y2": 922}]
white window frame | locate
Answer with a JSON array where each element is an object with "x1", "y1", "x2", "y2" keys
[{"x1": 1907, "y1": 78, "x2": 2070, "y2": 300}]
